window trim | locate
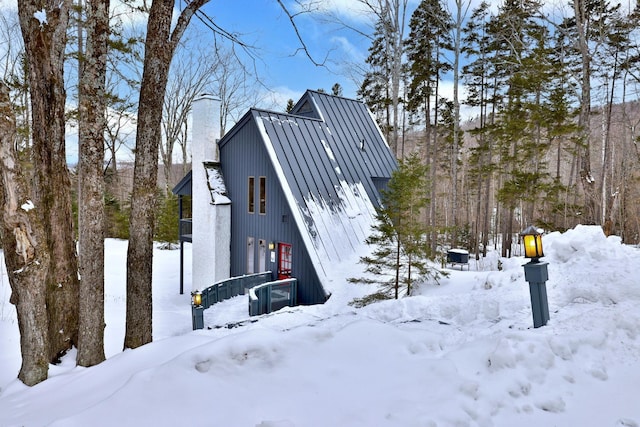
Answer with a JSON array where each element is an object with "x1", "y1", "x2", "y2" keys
[
  {"x1": 259, "y1": 176, "x2": 266, "y2": 215},
  {"x1": 248, "y1": 176, "x2": 255, "y2": 214}
]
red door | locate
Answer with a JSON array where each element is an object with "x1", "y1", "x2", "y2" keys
[{"x1": 278, "y1": 243, "x2": 292, "y2": 280}]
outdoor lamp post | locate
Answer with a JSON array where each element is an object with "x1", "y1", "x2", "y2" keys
[
  {"x1": 520, "y1": 226, "x2": 550, "y2": 328},
  {"x1": 192, "y1": 290, "x2": 204, "y2": 330}
]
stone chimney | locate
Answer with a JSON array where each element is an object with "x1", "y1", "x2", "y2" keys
[{"x1": 191, "y1": 94, "x2": 231, "y2": 291}]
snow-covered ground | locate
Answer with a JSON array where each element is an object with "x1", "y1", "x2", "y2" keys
[{"x1": 1, "y1": 225, "x2": 639, "y2": 426}]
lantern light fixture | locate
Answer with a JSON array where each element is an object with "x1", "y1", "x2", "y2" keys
[
  {"x1": 192, "y1": 290, "x2": 202, "y2": 307},
  {"x1": 268, "y1": 242, "x2": 275, "y2": 251},
  {"x1": 521, "y1": 225, "x2": 544, "y2": 262}
]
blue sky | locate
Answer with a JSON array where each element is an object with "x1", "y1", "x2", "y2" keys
[{"x1": 193, "y1": 0, "x2": 387, "y2": 105}]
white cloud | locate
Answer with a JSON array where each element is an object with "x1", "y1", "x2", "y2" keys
[
  {"x1": 259, "y1": 86, "x2": 304, "y2": 112},
  {"x1": 331, "y1": 35, "x2": 366, "y2": 64},
  {"x1": 110, "y1": 0, "x2": 148, "y2": 29},
  {"x1": 436, "y1": 79, "x2": 480, "y2": 122},
  {"x1": 297, "y1": 0, "x2": 374, "y2": 24}
]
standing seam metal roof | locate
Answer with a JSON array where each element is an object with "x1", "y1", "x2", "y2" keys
[{"x1": 219, "y1": 90, "x2": 397, "y2": 287}]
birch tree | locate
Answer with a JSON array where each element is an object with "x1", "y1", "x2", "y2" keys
[
  {"x1": 359, "y1": 0, "x2": 409, "y2": 156},
  {"x1": 446, "y1": 0, "x2": 472, "y2": 244}
]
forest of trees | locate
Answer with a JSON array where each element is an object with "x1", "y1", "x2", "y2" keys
[
  {"x1": 1, "y1": 0, "x2": 639, "y2": 386},
  {"x1": 360, "y1": 0, "x2": 640, "y2": 260}
]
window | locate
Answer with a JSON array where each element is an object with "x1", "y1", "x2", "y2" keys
[
  {"x1": 259, "y1": 176, "x2": 266, "y2": 214},
  {"x1": 246, "y1": 237, "x2": 255, "y2": 274},
  {"x1": 258, "y1": 239, "x2": 267, "y2": 273},
  {"x1": 248, "y1": 176, "x2": 255, "y2": 214}
]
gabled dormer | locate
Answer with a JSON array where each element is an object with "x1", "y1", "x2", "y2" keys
[{"x1": 289, "y1": 91, "x2": 321, "y2": 119}]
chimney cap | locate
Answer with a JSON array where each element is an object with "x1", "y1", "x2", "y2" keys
[{"x1": 196, "y1": 93, "x2": 220, "y2": 101}]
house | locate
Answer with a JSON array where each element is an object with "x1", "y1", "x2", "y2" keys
[{"x1": 174, "y1": 90, "x2": 397, "y2": 308}]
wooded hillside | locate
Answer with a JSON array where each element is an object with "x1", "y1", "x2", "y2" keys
[{"x1": 360, "y1": 0, "x2": 640, "y2": 251}]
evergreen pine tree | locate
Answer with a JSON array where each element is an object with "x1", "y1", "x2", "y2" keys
[
  {"x1": 285, "y1": 99, "x2": 295, "y2": 113},
  {"x1": 359, "y1": 20, "x2": 393, "y2": 143},
  {"x1": 155, "y1": 191, "x2": 179, "y2": 245},
  {"x1": 350, "y1": 153, "x2": 446, "y2": 306}
]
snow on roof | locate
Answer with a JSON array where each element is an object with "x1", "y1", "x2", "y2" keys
[
  {"x1": 204, "y1": 164, "x2": 230, "y2": 205},
  {"x1": 448, "y1": 248, "x2": 470, "y2": 254},
  {"x1": 252, "y1": 91, "x2": 397, "y2": 295}
]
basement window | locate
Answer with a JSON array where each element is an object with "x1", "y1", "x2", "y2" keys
[
  {"x1": 248, "y1": 176, "x2": 255, "y2": 214},
  {"x1": 259, "y1": 176, "x2": 266, "y2": 215}
]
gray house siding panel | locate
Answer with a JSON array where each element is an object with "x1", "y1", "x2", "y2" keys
[
  {"x1": 219, "y1": 115, "x2": 327, "y2": 305},
  {"x1": 214, "y1": 91, "x2": 397, "y2": 307}
]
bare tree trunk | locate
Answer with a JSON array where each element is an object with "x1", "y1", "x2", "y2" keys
[
  {"x1": 450, "y1": 0, "x2": 470, "y2": 246},
  {"x1": 430, "y1": 77, "x2": 439, "y2": 254},
  {"x1": 483, "y1": 85, "x2": 498, "y2": 257},
  {"x1": 599, "y1": 54, "x2": 617, "y2": 231},
  {"x1": 573, "y1": 0, "x2": 597, "y2": 224},
  {"x1": 77, "y1": 0, "x2": 109, "y2": 367},
  {"x1": 125, "y1": 0, "x2": 209, "y2": 349},
  {"x1": 360, "y1": 0, "x2": 407, "y2": 156},
  {"x1": 389, "y1": 0, "x2": 407, "y2": 157},
  {"x1": 125, "y1": 1, "x2": 173, "y2": 349},
  {"x1": 18, "y1": 0, "x2": 79, "y2": 362},
  {"x1": 181, "y1": 133, "x2": 189, "y2": 176},
  {"x1": 0, "y1": 82, "x2": 51, "y2": 386}
]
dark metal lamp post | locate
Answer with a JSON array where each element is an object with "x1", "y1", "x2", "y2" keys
[{"x1": 520, "y1": 226, "x2": 550, "y2": 328}]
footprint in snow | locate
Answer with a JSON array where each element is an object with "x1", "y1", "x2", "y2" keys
[
  {"x1": 616, "y1": 419, "x2": 638, "y2": 427},
  {"x1": 535, "y1": 396, "x2": 566, "y2": 413}
]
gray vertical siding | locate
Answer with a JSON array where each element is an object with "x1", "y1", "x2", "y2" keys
[
  {"x1": 218, "y1": 91, "x2": 397, "y2": 306},
  {"x1": 219, "y1": 113, "x2": 326, "y2": 305}
]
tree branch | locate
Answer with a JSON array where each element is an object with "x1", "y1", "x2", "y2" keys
[{"x1": 276, "y1": 0, "x2": 327, "y2": 67}]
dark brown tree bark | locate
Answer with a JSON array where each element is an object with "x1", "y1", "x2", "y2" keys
[
  {"x1": 125, "y1": 0, "x2": 209, "y2": 349},
  {"x1": 77, "y1": 0, "x2": 110, "y2": 366},
  {"x1": 0, "y1": 82, "x2": 51, "y2": 386},
  {"x1": 18, "y1": 0, "x2": 79, "y2": 362}
]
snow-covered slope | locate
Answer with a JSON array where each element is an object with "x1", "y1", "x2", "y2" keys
[{"x1": 1, "y1": 226, "x2": 639, "y2": 426}]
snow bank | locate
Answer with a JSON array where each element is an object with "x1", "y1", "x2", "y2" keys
[{"x1": 1, "y1": 226, "x2": 639, "y2": 426}]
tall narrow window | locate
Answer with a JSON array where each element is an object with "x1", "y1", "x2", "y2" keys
[
  {"x1": 246, "y1": 237, "x2": 255, "y2": 274},
  {"x1": 248, "y1": 176, "x2": 255, "y2": 214},
  {"x1": 258, "y1": 239, "x2": 267, "y2": 273},
  {"x1": 259, "y1": 176, "x2": 266, "y2": 214}
]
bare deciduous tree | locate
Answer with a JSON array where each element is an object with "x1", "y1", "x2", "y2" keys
[
  {"x1": 125, "y1": 0, "x2": 210, "y2": 349},
  {"x1": 161, "y1": 41, "x2": 216, "y2": 194}
]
